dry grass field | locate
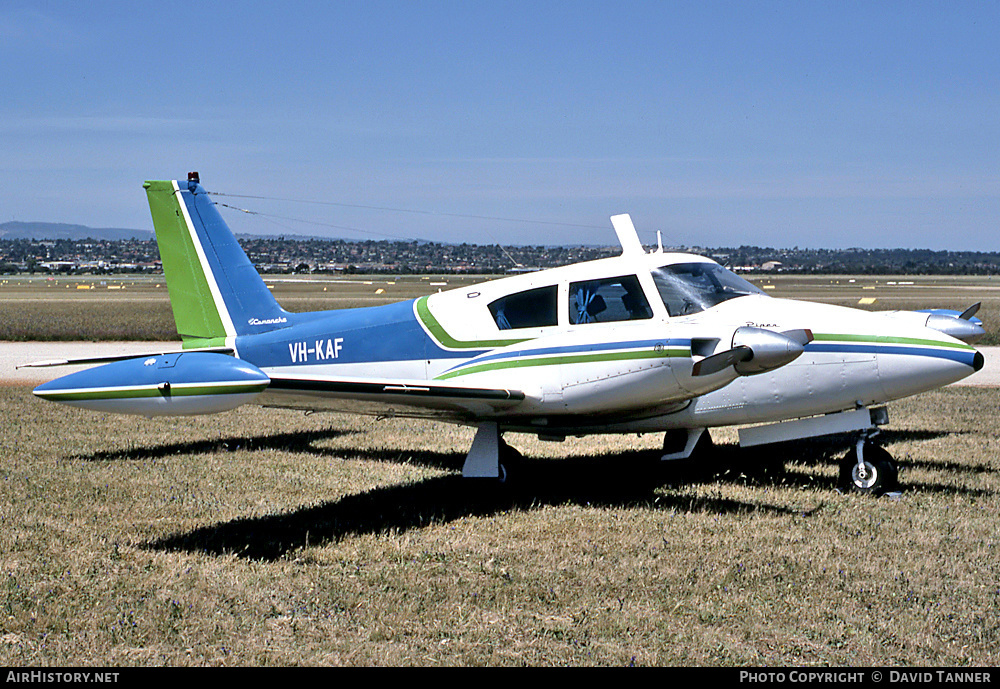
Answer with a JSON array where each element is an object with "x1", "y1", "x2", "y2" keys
[
  {"x1": 1, "y1": 387, "x2": 999, "y2": 666},
  {"x1": 2, "y1": 272, "x2": 999, "y2": 666}
]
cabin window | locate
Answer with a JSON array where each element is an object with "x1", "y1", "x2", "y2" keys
[
  {"x1": 652, "y1": 262, "x2": 765, "y2": 316},
  {"x1": 489, "y1": 285, "x2": 558, "y2": 330},
  {"x1": 569, "y1": 275, "x2": 652, "y2": 324}
]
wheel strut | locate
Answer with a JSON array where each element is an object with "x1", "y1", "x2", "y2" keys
[{"x1": 840, "y1": 431, "x2": 898, "y2": 494}]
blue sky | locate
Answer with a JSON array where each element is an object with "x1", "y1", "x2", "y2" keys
[{"x1": 2, "y1": 1, "x2": 997, "y2": 249}]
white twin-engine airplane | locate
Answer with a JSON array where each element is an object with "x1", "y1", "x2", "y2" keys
[{"x1": 31, "y1": 174, "x2": 986, "y2": 494}]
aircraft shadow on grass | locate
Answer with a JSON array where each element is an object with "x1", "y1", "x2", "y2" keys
[
  {"x1": 58, "y1": 419, "x2": 970, "y2": 562},
  {"x1": 135, "y1": 425, "x2": 982, "y2": 562},
  {"x1": 144, "y1": 472, "x2": 806, "y2": 562},
  {"x1": 76, "y1": 425, "x2": 984, "y2": 483},
  {"x1": 876, "y1": 428, "x2": 996, "y2": 477}
]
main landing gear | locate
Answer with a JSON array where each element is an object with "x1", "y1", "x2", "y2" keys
[
  {"x1": 462, "y1": 422, "x2": 522, "y2": 484},
  {"x1": 839, "y1": 435, "x2": 899, "y2": 495}
]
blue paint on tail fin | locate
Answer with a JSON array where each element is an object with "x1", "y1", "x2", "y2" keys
[{"x1": 175, "y1": 179, "x2": 295, "y2": 338}]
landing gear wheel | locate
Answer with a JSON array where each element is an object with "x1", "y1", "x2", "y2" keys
[
  {"x1": 497, "y1": 440, "x2": 522, "y2": 485},
  {"x1": 839, "y1": 441, "x2": 898, "y2": 494}
]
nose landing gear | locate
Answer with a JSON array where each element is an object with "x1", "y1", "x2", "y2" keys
[{"x1": 839, "y1": 435, "x2": 899, "y2": 494}]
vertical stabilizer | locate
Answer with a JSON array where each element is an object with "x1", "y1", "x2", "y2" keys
[{"x1": 144, "y1": 177, "x2": 291, "y2": 348}]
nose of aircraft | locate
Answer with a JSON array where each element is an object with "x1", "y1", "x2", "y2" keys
[{"x1": 873, "y1": 321, "x2": 984, "y2": 400}]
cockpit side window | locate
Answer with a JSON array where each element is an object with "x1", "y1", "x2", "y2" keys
[
  {"x1": 489, "y1": 285, "x2": 558, "y2": 330},
  {"x1": 569, "y1": 274, "x2": 652, "y2": 324},
  {"x1": 652, "y1": 262, "x2": 765, "y2": 316}
]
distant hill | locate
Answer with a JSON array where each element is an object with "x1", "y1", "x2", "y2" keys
[{"x1": 0, "y1": 222, "x2": 153, "y2": 241}]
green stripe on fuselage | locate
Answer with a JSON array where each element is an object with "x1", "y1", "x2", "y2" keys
[
  {"x1": 434, "y1": 346, "x2": 688, "y2": 380},
  {"x1": 144, "y1": 180, "x2": 227, "y2": 343},
  {"x1": 415, "y1": 296, "x2": 528, "y2": 349},
  {"x1": 813, "y1": 333, "x2": 974, "y2": 350}
]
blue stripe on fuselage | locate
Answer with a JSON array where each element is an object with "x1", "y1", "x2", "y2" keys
[
  {"x1": 808, "y1": 343, "x2": 979, "y2": 367},
  {"x1": 235, "y1": 299, "x2": 486, "y2": 368}
]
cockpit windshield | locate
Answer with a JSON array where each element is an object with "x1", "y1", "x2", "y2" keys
[{"x1": 651, "y1": 262, "x2": 766, "y2": 316}]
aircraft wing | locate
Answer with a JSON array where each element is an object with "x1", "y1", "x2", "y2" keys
[
  {"x1": 261, "y1": 373, "x2": 527, "y2": 421},
  {"x1": 31, "y1": 351, "x2": 525, "y2": 422}
]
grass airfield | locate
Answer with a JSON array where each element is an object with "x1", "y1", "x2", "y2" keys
[
  {"x1": 1, "y1": 272, "x2": 998, "y2": 344},
  {"x1": 0, "y1": 274, "x2": 485, "y2": 342},
  {"x1": 2, "y1": 273, "x2": 999, "y2": 666}
]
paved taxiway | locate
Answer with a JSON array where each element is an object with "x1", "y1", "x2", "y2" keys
[{"x1": 2, "y1": 342, "x2": 169, "y2": 385}]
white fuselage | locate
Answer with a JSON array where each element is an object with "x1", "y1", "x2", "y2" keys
[{"x1": 255, "y1": 249, "x2": 981, "y2": 434}]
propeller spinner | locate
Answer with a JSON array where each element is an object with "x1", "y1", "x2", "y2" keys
[
  {"x1": 692, "y1": 327, "x2": 809, "y2": 377},
  {"x1": 924, "y1": 302, "x2": 985, "y2": 344}
]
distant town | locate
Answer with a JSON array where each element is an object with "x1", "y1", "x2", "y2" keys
[{"x1": 3, "y1": 234, "x2": 1000, "y2": 276}]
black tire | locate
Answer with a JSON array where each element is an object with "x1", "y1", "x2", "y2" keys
[
  {"x1": 839, "y1": 442, "x2": 898, "y2": 494},
  {"x1": 497, "y1": 440, "x2": 523, "y2": 485}
]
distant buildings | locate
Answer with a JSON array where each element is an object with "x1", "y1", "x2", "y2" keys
[{"x1": 3, "y1": 237, "x2": 1000, "y2": 275}]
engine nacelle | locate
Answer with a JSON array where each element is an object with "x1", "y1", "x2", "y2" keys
[
  {"x1": 435, "y1": 324, "x2": 745, "y2": 415},
  {"x1": 886, "y1": 309, "x2": 985, "y2": 344},
  {"x1": 33, "y1": 353, "x2": 270, "y2": 416}
]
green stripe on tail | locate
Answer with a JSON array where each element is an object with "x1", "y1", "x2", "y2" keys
[{"x1": 144, "y1": 180, "x2": 228, "y2": 345}]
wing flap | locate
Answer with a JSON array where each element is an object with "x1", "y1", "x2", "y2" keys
[
  {"x1": 262, "y1": 374, "x2": 526, "y2": 420},
  {"x1": 268, "y1": 376, "x2": 524, "y2": 401}
]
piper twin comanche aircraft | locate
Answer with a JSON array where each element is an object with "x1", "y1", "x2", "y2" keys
[{"x1": 31, "y1": 173, "x2": 986, "y2": 494}]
